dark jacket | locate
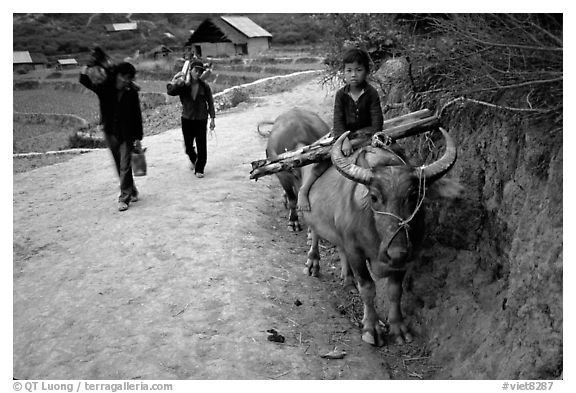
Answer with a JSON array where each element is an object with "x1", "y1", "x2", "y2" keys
[
  {"x1": 79, "y1": 72, "x2": 143, "y2": 142},
  {"x1": 333, "y1": 81, "x2": 383, "y2": 138},
  {"x1": 166, "y1": 80, "x2": 215, "y2": 121}
]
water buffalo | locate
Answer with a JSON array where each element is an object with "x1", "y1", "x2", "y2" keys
[
  {"x1": 264, "y1": 108, "x2": 330, "y2": 231},
  {"x1": 302, "y1": 128, "x2": 460, "y2": 346}
]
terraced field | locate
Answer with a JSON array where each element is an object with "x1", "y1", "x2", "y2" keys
[
  {"x1": 13, "y1": 89, "x2": 100, "y2": 122},
  {"x1": 13, "y1": 123, "x2": 76, "y2": 154}
]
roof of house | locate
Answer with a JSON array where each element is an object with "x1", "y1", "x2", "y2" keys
[
  {"x1": 105, "y1": 22, "x2": 138, "y2": 32},
  {"x1": 14, "y1": 51, "x2": 33, "y2": 64},
  {"x1": 14, "y1": 51, "x2": 48, "y2": 64},
  {"x1": 57, "y1": 58, "x2": 78, "y2": 65},
  {"x1": 220, "y1": 16, "x2": 272, "y2": 38},
  {"x1": 187, "y1": 16, "x2": 272, "y2": 45}
]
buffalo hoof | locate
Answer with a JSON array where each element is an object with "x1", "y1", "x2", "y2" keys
[
  {"x1": 304, "y1": 258, "x2": 320, "y2": 277},
  {"x1": 288, "y1": 220, "x2": 302, "y2": 231},
  {"x1": 389, "y1": 321, "x2": 413, "y2": 344},
  {"x1": 362, "y1": 325, "x2": 385, "y2": 347},
  {"x1": 306, "y1": 230, "x2": 313, "y2": 245}
]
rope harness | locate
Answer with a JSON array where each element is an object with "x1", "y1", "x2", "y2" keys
[{"x1": 368, "y1": 132, "x2": 427, "y2": 256}]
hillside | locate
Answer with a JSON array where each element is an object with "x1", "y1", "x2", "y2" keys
[{"x1": 12, "y1": 13, "x2": 331, "y2": 60}]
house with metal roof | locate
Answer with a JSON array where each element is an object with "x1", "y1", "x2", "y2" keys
[
  {"x1": 186, "y1": 16, "x2": 272, "y2": 57},
  {"x1": 13, "y1": 51, "x2": 48, "y2": 72},
  {"x1": 105, "y1": 22, "x2": 138, "y2": 33},
  {"x1": 56, "y1": 58, "x2": 79, "y2": 69}
]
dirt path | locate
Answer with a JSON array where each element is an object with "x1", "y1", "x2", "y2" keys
[{"x1": 13, "y1": 79, "x2": 401, "y2": 380}]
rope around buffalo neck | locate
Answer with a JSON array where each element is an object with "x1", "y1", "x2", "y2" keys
[{"x1": 370, "y1": 168, "x2": 427, "y2": 252}]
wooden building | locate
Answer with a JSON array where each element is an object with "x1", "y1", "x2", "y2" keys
[
  {"x1": 105, "y1": 22, "x2": 138, "y2": 33},
  {"x1": 186, "y1": 16, "x2": 272, "y2": 57},
  {"x1": 13, "y1": 51, "x2": 48, "y2": 72},
  {"x1": 148, "y1": 45, "x2": 173, "y2": 60},
  {"x1": 56, "y1": 58, "x2": 79, "y2": 70}
]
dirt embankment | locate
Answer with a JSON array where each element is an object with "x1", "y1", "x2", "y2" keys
[
  {"x1": 374, "y1": 58, "x2": 562, "y2": 379},
  {"x1": 415, "y1": 111, "x2": 562, "y2": 379}
]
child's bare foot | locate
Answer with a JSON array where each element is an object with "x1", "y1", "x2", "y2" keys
[
  {"x1": 297, "y1": 193, "x2": 311, "y2": 211},
  {"x1": 298, "y1": 203, "x2": 311, "y2": 212}
]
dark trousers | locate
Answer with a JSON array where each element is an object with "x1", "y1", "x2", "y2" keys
[
  {"x1": 181, "y1": 117, "x2": 208, "y2": 174},
  {"x1": 105, "y1": 134, "x2": 138, "y2": 203}
]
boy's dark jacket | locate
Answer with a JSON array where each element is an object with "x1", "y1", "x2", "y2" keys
[
  {"x1": 333, "y1": 81, "x2": 383, "y2": 138},
  {"x1": 79, "y1": 72, "x2": 143, "y2": 142},
  {"x1": 166, "y1": 80, "x2": 216, "y2": 121}
]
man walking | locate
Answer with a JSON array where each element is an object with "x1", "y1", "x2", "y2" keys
[{"x1": 80, "y1": 60, "x2": 144, "y2": 211}]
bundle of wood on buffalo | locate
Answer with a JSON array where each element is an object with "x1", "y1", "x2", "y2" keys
[{"x1": 250, "y1": 109, "x2": 439, "y2": 180}]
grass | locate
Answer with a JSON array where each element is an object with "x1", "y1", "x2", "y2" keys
[
  {"x1": 13, "y1": 122, "x2": 78, "y2": 154},
  {"x1": 13, "y1": 87, "x2": 101, "y2": 155},
  {"x1": 13, "y1": 89, "x2": 100, "y2": 123}
]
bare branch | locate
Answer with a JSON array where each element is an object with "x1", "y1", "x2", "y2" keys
[
  {"x1": 483, "y1": 70, "x2": 502, "y2": 88},
  {"x1": 527, "y1": 20, "x2": 563, "y2": 47},
  {"x1": 526, "y1": 89, "x2": 534, "y2": 110},
  {"x1": 463, "y1": 77, "x2": 562, "y2": 94},
  {"x1": 440, "y1": 96, "x2": 553, "y2": 117},
  {"x1": 500, "y1": 14, "x2": 547, "y2": 48},
  {"x1": 482, "y1": 61, "x2": 563, "y2": 77},
  {"x1": 416, "y1": 75, "x2": 562, "y2": 95},
  {"x1": 457, "y1": 28, "x2": 562, "y2": 52},
  {"x1": 442, "y1": 47, "x2": 493, "y2": 63}
]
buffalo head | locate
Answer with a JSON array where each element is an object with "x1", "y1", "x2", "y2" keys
[{"x1": 331, "y1": 128, "x2": 457, "y2": 276}]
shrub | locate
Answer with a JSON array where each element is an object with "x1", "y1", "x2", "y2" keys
[
  {"x1": 294, "y1": 57, "x2": 321, "y2": 64},
  {"x1": 68, "y1": 131, "x2": 107, "y2": 149},
  {"x1": 229, "y1": 88, "x2": 250, "y2": 107},
  {"x1": 214, "y1": 88, "x2": 250, "y2": 112}
]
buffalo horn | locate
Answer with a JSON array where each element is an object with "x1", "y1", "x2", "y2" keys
[
  {"x1": 419, "y1": 127, "x2": 457, "y2": 182},
  {"x1": 331, "y1": 131, "x2": 373, "y2": 185}
]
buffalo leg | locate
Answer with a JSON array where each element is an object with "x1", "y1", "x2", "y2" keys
[
  {"x1": 276, "y1": 174, "x2": 302, "y2": 231},
  {"x1": 387, "y1": 271, "x2": 413, "y2": 344},
  {"x1": 349, "y1": 254, "x2": 385, "y2": 346},
  {"x1": 337, "y1": 247, "x2": 356, "y2": 293},
  {"x1": 305, "y1": 229, "x2": 320, "y2": 277},
  {"x1": 287, "y1": 201, "x2": 301, "y2": 231},
  {"x1": 283, "y1": 192, "x2": 289, "y2": 210}
]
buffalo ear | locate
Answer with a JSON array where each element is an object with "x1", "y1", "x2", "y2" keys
[{"x1": 426, "y1": 177, "x2": 464, "y2": 199}]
